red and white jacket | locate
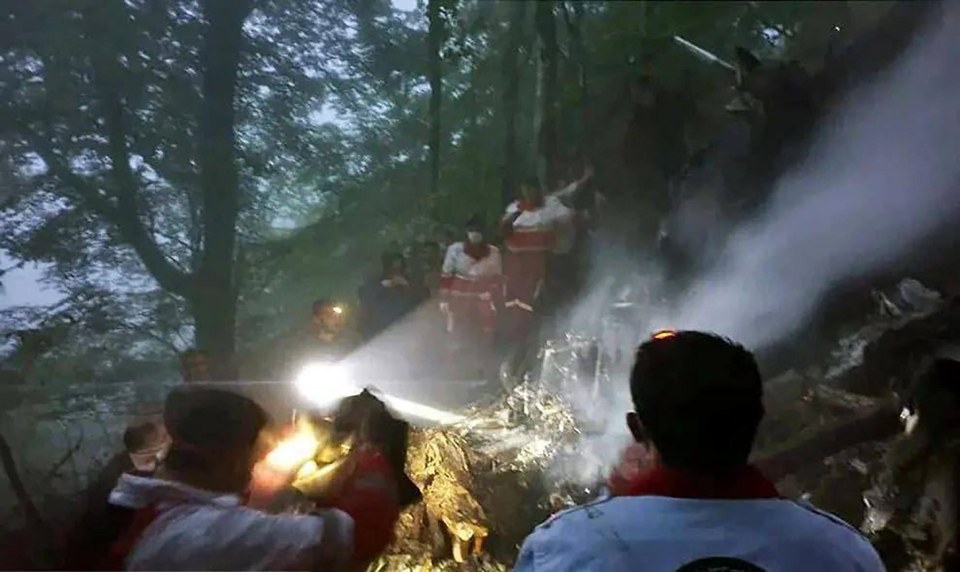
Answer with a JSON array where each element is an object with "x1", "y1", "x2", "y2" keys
[
  {"x1": 439, "y1": 242, "x2": 503, "y2": 299},
  {"x1": 501, "y1": 181, "x2": 581, "y2": 254},
  {"x1": 106, "y1": 474, "x2": 354, "y2": 570}
]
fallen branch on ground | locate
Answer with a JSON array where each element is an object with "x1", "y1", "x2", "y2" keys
[
  {"x1": 754, "y1": 398, "x2": 902, "y2": 482},
  {"x1": 42, "y1": 436, "x2": 84, "y2": 485}
]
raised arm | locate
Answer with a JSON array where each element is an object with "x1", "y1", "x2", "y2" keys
[{"x1": 553, "y1": 165, "x2": 595, "y2": 203}]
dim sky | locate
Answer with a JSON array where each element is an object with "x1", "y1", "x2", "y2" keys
[{"x1": 0, "y1": 0, "x2": 420, "y2": 313}]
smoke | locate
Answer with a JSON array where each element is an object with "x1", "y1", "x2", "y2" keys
[
  {"x1": 545, "y1": 6, "x2": 960, "y2": 482},
  {"x1": 652, "y1": 5, "x2": 960, "y2": 349}
]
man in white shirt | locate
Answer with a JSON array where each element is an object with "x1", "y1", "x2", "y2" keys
[
  {"x1": 440, "y1": 214, "x2": 503, "y2": 349},
  {"x1": 499, "y1": 167, "x2": 592, "y2": 339},
  {"x1": 516, "y1": 331, "x2": 885, "y2": 572},
  {"x1": 101, "y1": 386, "x2": 401, "y2": 571}
]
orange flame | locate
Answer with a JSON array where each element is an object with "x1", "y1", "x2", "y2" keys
[
  {"x1": 263, "y1": 421, "x2": 319, "y2": 472},
  {"x1": 651, "y1": 329, "x2": 678, "y2": 340}
]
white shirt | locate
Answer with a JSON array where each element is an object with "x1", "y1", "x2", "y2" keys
[
  {"x1": 109, "y1": 473, "x2": 354, "y2": 571},
  {"x1": 504, "y1": 181, "x2": 580, "y2": 254},
  {"x1": 516, "y1": 495, "x2": 884, "y2": 572},
  {"x1": 441, "y1": 242, "x2": 502, "y2": 279}
]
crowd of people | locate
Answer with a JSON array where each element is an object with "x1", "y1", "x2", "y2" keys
[
  {"x1": 296, "y1": 167, "x2": 598, "y2": 379},
  {"x1": 58, "y1": 330, "x2": 887, "y2": 570},
  {"x1": 47, "y1": 171, "x2": 893, "y2": 570}
]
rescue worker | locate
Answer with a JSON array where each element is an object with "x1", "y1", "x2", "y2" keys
[
  {"x1": 500, "y1": 166, "x2": 593, "y2": 339},
  {"x1": 439, "y1": 214, "x2": 503, "y2": 350},
  {"x1": 61, "y1": 418, "x2": 169, "y2": 570},
  {"x1": 357, "y1": 252, "x2": 427, "y2": 341},
  {"x1": 516, "y1": 331, "x2": 884, "y2": 572},
  {"x1": 99, "y1": 386, "x2": 402, "y2": 571},
  {"x1": 123, "y1": 414, "x2": 169, "y2": 473},
  {"x1": 179, "y1": 349, "x2": 210, "y2": 382},
  {"x1": 548, "y1": 164, "x2": 596, "y2": 309},
  {"x1": 306, "y1": 298, "x2": 355, "y2": 361}
]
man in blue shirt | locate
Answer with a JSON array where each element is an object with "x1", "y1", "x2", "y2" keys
[{"x1": 516, "y1": 331, "x2": 884, "y2": 571}]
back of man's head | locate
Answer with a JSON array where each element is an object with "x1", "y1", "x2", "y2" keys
[
  {"x1": 163, "y1": 386, "x2": 270, "y2": 479},
  {"x1": 630, "y1": 331, "x2": 763, "y2": 471}
]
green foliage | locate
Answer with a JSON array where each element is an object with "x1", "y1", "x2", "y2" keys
[{"x1": 0, "y1": 0, "x2": 850, "y2": 384}]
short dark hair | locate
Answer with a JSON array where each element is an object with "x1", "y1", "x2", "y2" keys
[
  {"x1": 380, "y1": 251, "x2": 406, "y2": 278},
  {"x1": 466, "y1": 213, "x2": 484, "y2": 231},
  {"x1": 123, "y1": 421, "x2": 160, "y2": 452},
  {"x1": 312, "y1": 298, "x2": 331, "y2": 313},
  {"x1": 630, "y1": 331, "x2": 763, "y2": 471},
  {"x1": 163, "y1": 387, "x2": 269, "y2": 471},
  {"x1": 382, "y1": 252, "x2": 404, "y2": 266}
]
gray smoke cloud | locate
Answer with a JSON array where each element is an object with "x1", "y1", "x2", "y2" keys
[
  {"x1": 652, "y1": 5, "x2": 960, "y2": 349},
  {"x1": 549, "y1": 6, "x2": 960, "y2": 481}
]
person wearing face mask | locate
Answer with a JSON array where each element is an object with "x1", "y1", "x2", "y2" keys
[
  {"x1": 90, "y1": 386, "x2": 406, "y2": 571},
  {"x1": 439, "y1": 215, "x2": 503, "y2": 352},
  {"x1": 499, "y1": 166, "x2": 593, "y2": 340}
]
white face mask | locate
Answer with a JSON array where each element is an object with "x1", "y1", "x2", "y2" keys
[{"x1": 466, "y1": 231, "x2": 483, "y2": 244}]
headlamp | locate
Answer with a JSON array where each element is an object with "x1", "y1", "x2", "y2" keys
[{"x1": 651, "y1": 329, "x2": 678, "y2": 340}]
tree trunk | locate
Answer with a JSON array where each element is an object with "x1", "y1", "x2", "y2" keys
[
  {"x1": 563, "y1": 1, "x2": 589, "y2": 163},
  {"x1": 194, "y1": 0, "x2": 254, "y2": 379},
  {"x1": 427, "y1": 0, "x2": 443, "y2": 199},
  {"x1": 500, "y1": 1, "x2": 526, "y2": 207},
  {"x1": 535, "y1": 1, "x2": 559, "y2": 190}
]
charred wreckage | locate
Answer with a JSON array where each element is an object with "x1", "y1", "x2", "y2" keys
[{"x1": 269, "y1": 278, "x2": 958, "y2": 571}]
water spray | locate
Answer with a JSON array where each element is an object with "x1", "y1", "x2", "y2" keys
[{"x1": 672, "y1": 35, "x2": 737, "y2": 73}]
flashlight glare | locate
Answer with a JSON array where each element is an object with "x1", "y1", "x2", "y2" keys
[
  {"x1": 294, "y1": 361, "x2": 465, "y2": 425},
  {"x1": 332, "y1": 306, "x2": 344, "y2": 315},
  {"x1": 382, "y1": 395, "x2": 466, "y2": 425},
  {"x1": 295, "y1": 362, "x2": 356, "y2": 406}
]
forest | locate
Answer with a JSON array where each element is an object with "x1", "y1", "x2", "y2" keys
[
  {"x1": 2, "y1": 1, "x2": 959, "y2": 570},
  {"x1": 0, "y1": 0, "x2": 889, "y2": 385}
]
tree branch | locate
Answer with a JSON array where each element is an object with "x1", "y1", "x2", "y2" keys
[
  {"x1": 36, "y1": 2, "x2": 192, "y2": 296},
  {"x1": 85, "y1": 3, "x2": 194, "y2": 297},
  {"x1": 129, "y1": 323, "x2": 181, "y2": 355},
  {"x1": 41, "y1": 435, "x2": 83, "y2": 484},
  {"x1": 29, "y1": 135, "x2": 192, "y2": 296},
  {"x1": 0, "y1": 431, "x2": 47, "y2": 533}
]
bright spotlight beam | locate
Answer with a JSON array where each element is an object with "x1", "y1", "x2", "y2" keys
[{"x1": 294, "y1": 362, "x2": 465, "y2": 425}]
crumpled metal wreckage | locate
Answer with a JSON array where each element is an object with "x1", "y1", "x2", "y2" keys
[
  {"x1": 319, "y1": 378, "x2": 597, "y2": 571},
  {"x1": 767, "y1": 279, "x2": 959, "y2": 569},
  {"x1": 295, "y1": 278, "x2": 956, "y2": 570}
]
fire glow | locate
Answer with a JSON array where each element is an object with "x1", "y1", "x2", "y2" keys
[{"x1": 264, "y1": 425, "x2": 319, "y2": 472}]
